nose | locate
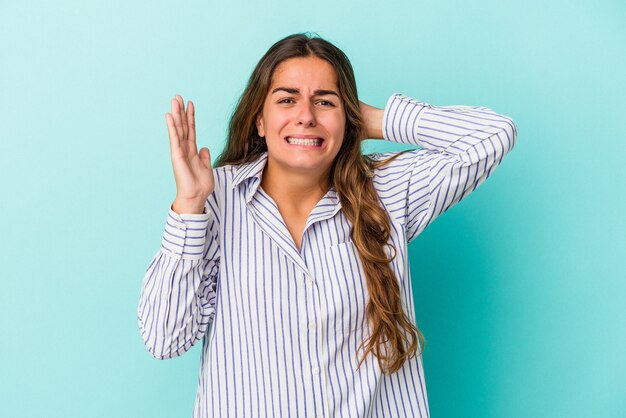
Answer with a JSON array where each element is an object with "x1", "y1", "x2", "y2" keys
[{"x1": 296, "y1": 102, "x2": 316, "y2": 127}]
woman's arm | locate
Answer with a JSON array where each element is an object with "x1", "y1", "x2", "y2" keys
[
  {"x1": 137, "y1": 95, "x2": 221, "y2": 359},
  {"x1": 137, "y1": 193, "x2": 221, "y2": 360},
  {"x1": 364, "y1": 93, "x2": 518, "y2": 243}
]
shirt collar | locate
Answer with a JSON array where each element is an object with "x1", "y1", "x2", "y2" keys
[{"x1": 231, "y1": 151, "x2": 269, "y2": 189}]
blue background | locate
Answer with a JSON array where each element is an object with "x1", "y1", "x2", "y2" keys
[{"x1": 1, "y1": 0, "x2": 625, "y2": 416}]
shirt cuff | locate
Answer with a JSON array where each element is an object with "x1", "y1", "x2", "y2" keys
[
  {"x1": 382, "y1": 93, "x2": 429, "y2": 145},
  {"x1": 160, "y1": 204, "x2": 212, "y2": 260}
]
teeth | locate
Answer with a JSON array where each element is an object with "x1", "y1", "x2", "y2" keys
[{"x1": 287, "y1": 137, "x2": 322, "y2": 146}]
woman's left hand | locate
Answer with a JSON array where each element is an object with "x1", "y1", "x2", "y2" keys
[{"x1": 359, "y1": 101, "x2": 384, "y2": 140}]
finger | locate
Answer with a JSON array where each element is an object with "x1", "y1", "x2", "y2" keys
[
  {"x1": 176, "y1": 95, "x2": 189, "y2": 141},
  {"x1": 186, "y1": 100, "x2": 198, "y2": 157},
  {"x1": 171, "y1": 97, "x2": 184, "y2": 142},
  {"x1": 165, "y1": 112, "x2": 183, "y2": 159},
  {"x1": 199, "y1": 147, "x2": 212, "y2": 170}
]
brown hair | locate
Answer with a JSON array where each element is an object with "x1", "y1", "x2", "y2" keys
[{"x1": 214, "y1": 32, "x2": 425, "y2": 374}]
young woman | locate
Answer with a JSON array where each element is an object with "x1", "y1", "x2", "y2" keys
[{"x1": 138, "y1": 33, "x2": 518, "y2": 418}]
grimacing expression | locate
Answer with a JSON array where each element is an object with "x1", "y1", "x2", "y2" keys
[{"x1": 255, "y1": 56, "x2": 346, "y2": 176}]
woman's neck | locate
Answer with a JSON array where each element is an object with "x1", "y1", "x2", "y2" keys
[{"x1": 260, "y1": 159, "x2": 330, "y2": 213}]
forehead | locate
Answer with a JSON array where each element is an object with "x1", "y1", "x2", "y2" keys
[{"x1": 270, "y1": 56, "x2": 338, "y2": 90}]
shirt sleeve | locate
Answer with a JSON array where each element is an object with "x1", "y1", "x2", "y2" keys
[
  {"x1": 137, "y1": 193, "x2": 220, "y2": 360},
  {"x1": 374, "y1": 92, "x2": 518, "y2": 244}
]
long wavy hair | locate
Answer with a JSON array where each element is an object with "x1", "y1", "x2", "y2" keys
[{"x1": 214, "y1": 32, "x2": 425, "y2": 374}]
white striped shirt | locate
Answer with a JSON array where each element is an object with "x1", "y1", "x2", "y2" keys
[{"x1": 137, "y1": 93, "x2": 518, "y2": 417}]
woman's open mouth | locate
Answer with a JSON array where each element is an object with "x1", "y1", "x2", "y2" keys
[{"x1": 284, "y1": 136, "x2": 325, "y2": 148}]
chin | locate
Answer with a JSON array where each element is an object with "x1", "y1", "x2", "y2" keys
[{"x1": 268, "y1": 151, "x2": 328, "y2": 171}]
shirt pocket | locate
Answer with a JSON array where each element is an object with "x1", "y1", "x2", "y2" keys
[{"x1": 321, "y1": 240, "x2": 369, "y2": 336}]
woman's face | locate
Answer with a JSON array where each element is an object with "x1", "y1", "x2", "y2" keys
[{"x1": 255, "y1": 56, "x2": 346, "y2": 181}]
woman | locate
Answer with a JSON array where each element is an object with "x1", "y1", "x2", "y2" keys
[{"x1": 138, "y1": 33, "x2": 518, "y2": 417}]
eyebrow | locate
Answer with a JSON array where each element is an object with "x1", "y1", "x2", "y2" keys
[{"x1": 271, "y1": 87, "x2": 339, "y2": 97}]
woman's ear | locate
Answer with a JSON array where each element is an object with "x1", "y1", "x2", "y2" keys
[{"x1": 255, "y1": 114, "x2": 265, "y2": 137}]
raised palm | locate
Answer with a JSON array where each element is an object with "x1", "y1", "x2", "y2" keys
[{"x1": 165, "y1": 95, "x2": 214, "y2": 212}]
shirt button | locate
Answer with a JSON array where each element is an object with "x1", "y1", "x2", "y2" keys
[
  {"x1": 172, "y1": 247, "x2": 182, "y2": 254},
  {"x1": 306, "y1": 276, "x2": 315, "y2": 284},
  {"x1": 308, "y1": 322, "x2": 316, "y2": 330},
  {"x1": 312, "y1": 367, "x2": 320, "y2": 375}
]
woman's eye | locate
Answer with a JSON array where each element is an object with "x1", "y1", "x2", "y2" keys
[{"x1": 277, "y1": 98, "x2": 335, "y2": 106}]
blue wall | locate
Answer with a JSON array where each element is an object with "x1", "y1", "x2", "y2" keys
[{"x1": 1, "y1": 0, "x2": 624, "y2": 416}]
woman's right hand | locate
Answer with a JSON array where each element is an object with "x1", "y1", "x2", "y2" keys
[{"x1": 166, "y1": 95, "x2": 215, "y2": 214}]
